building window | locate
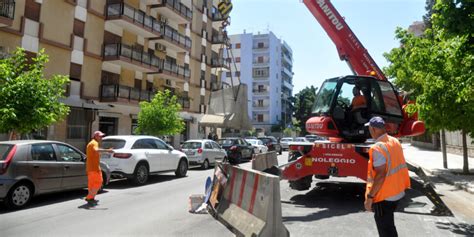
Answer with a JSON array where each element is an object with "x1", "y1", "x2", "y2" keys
[
  {"x1": 101, "y1": 71, "x2": 119, "y2": 84},
  {"x1": 69, "y1": 63, "x2": 82, "y2": 81},
  {"x1": 258, "y1": 56, "x2": 264, "y2": 63},
  {"x1": 236, "y1": 43, "x2": 241, "y2": 49},
  {"x1": 99, "y1": 117, "x2": 118, "y2": 136},
  {"x1": 134, "y1": 79, "x2": 141, "y2": 89},
  {"x1": 73, "y1": 19, "x2": 85, "y2": 37},
  {"x1": 236, "y1": 57, "x2": 240, "y2": 63},
  {"x1": 226, "y1": 72, "x2": 231, "y2": 77},
  {"x1": 257, "y1": 114, "x2": 264, "y2": 122},
  {"x1": 235, "y1": 71, "x2": 240, "y2": 77},
  {"x1": 258, "y1": 85, "x2": 264, "y2": 92},
  {"x1": 25, "y1": 0, "x2": 41, "y2": 22},
  {"x1": 253, "y1": 67, "x2": 270, "y2": 78},
  {"x1": 258, "y1": 100, "x2": 263, "y2": 107},
  {"x1": 131, "y1": 119, "x2": 138, "y2": 135},
  {"x1": 67, "y1": 108, "x2": 88, "y2": 139},
  {"x1": 258, "y1": 42, "x2": 264, "y2": 48}
]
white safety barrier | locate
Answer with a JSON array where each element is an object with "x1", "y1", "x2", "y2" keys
[
  {"x1": 211, "y1": 163, "x2": 289, "y2": 237},
  {"x1": 251, "y1": 151, "x2": 278, "y2": 171}
]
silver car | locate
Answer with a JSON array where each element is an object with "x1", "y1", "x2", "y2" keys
[
  {"x1": 181, "y1": 140, "x2": 227, "y2": 169},
  {"x1": 0, "y1": 140, "x2": 111, "y2": 209}
]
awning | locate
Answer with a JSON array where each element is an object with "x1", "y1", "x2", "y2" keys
[{"x1": 199, "y1": 114, "x2": 226, "y2": 127}]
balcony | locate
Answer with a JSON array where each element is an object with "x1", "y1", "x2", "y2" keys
[
  {"x1": 210, "y1": 58, "x2": 229, "y2": 71},
  {"x1": 149, "y1": 0, "x2": 192, "y2": 24},
  {"x1": 282, "y1": 67, "x2": 293, "y2": 77},
  {"x1": 282, "y1": 79, "x2": 293, "y2": 90},
  {"x1": 253, "y1": 45, "x2": 269, "y2": 51},
  {"x1": 252, "y1": 89, "x2": 269, "y2": 95},
  {"x1": 100, "y1": 84, "x2": 154, "y2": 103},
  {"x1": 156, "y1": 60, "x2": 190, "y2": 81},
  {"x1": 0, "y1": 0, "x2": 15, "y2": 27},
  {"x1": 105, "y1": 3, "x2": 162, "y2": 38},
  {"x1": 282, "y1": 53, "x2": 292, "y2": 63},
  {"x1": 253, "y1": 59, "x2": 269, "y2": 66},
  {"x1": 209, "y1": 6, "x2": 225, "y2": 22},
  {"x1": 149, "y1": 24, "x2": 191, "y2": 53},
  {"x1": 102, "y1": 43, "x2": 162, "y2": 72},
  {"x1": 253, "y1": 104, "x2": 270, "y2": 110}
]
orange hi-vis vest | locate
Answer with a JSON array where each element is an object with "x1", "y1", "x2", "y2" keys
[{"x1": 366, "y1": 134, "x2": 410, "y2": 203}]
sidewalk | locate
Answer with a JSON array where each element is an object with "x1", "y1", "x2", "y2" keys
[{"x1": 402, "y1": 143, "x2": 474, "y2": 194}]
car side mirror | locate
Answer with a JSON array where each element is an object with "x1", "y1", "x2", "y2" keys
[{"x1": 167, "y1": 145, "x2": 174, "y2": 151}]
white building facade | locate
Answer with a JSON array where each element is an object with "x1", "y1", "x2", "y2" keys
[{"x1": 222, "y1": 31, "x2": 294, "y2": 133}]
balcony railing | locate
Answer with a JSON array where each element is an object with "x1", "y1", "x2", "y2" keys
[
  {"x1": 106, "y1": 3, "x2": 162, "y2": 33},
  {"x1": 160, "y1": 0, "x2": 192, "y2": 20},
  {"x1": 253, "y1": 59, "x2": 270, "y2": 64},
  {"x1": 253, "y1": 89, "x2": 268, "y2": 94},
  {"x1": 161, "y1": 24, "x2": 192, "y2": 49},
  {"x1": 209, "y1": 6, "x2": 224, "y2": 21},
  {"x1": 210, "y1": 58, "x2": 227, "y2": 68},
  {"x1": 103, "y1": 43, "x2": 163, "y2": 69},
  {"x1": 101, "y1": 84, "x2": 155, "y2": 102},
  {"x1": 0, "y1": 0, "x2": 15, "y2": 19},
  {"x1": 211, "y1": 33, "x2": 225, "y2": 44},
  {"x1": 162, "y1": 60, "x2": 190, "y2": 79}
]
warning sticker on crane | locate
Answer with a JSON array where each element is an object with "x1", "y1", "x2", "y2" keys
[{"x1": 218, "y1": 0, "x2": 233, "y2": 19}]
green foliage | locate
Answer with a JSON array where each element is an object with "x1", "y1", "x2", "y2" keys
[
  {"x1": 135, "y1": 89, "x2": 185, "y2": 136},
  {"x1": 0, "y1": 48, "x2": 70, "y2": 135},
  {"x1": 293, "y1": 86, "x2": 318, "y2": 135}
]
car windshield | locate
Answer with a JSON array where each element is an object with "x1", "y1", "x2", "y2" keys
[
  {"x1": 312, "y1": 81, "x2": 337, "y2": 114},
  {"x1": 246, "y1": 140, "x2": 258, "y2": 145},
  {"x1": 258, "y1": 138, "x2": 271, "y2": 144},
  {"x1": 217, "y1": 139, "x2": 235, "y2": 145},
  {"x1": 102, "y1": 139, "x2": 126, "y2": 149},
  {"x1": 281, "y1": 138, "x2": 292, "y2": 142},
  {"x1": 0, "y1": 144, "x2": 14, "y2": 160},
  {"x1": 182, "y1": 142, "x2": 202, "y2": 149}
]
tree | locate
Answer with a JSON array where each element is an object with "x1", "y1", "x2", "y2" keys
[
  {"x1": 384, "y1": 0, "x2": 473, "y2": 173},
  {"x1": 293, "y1": 86, "x2": 318, "y2": 135},
  {"x1": 135, "y1": 89, "x2": 185, "y2": 136},
  {"x1": 0, "y1": 48, "x2": 70, "y2": 139}
]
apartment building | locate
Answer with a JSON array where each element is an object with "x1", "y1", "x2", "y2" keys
[
  {"x1": 222, "y1": 31, "x2": 294, "y2": 134},
  {"x1": 0, "y1": 0, "x2": 227, "y2": 149}
]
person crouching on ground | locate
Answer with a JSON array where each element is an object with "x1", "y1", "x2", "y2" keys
[
  {"x1": 364, "y1": 117, "x2": 410, "y2": 237},
  {"x1": 85, "y1": 131, "x2": 113, "y2": 205}
]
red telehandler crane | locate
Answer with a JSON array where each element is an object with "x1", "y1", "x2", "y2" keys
[{"x1": 272, "y1": 0, "x2": 452, "y2": 216}]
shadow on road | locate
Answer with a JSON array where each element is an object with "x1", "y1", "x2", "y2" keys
[
  {"x1": 282, "y1": 181, "x2": 366, "y2": 222},
  {"x1": 105, "y1": 174, "x2": 179, "y2": 189},
  {"x1": 435, "y1": 221, "x2": 474, "y2": 236}
]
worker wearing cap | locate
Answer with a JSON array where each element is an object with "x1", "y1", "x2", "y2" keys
[
  {"x1": 85, "y1": 130, "x2": 112, "y2": 205},
  {"x1": 364, "y1": 117, "x2": 410, "y2": 237}
]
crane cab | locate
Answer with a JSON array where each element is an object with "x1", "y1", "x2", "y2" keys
[{"x1": 306, "y1": 76, "x2": 407, "y2": 142}]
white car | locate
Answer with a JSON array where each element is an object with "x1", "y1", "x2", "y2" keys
[
  {"x1": 100, "y1": 135, "x2": 188, "y2": 185},
  {"x1": 180, "y1": 139, "x2": 227, "y2": 169},
  {"x1": 280, "y1": 137, "x2": 294, "y2": 150},
  {"x1": 245, "y1": 139, "x2": 269, "y2": 154}
]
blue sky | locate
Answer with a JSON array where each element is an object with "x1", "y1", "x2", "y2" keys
[{"x1": 226, "y1": 0, "x2": 427, "y2": 94}]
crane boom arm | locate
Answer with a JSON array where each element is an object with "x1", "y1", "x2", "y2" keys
[{"x1": 303, "y1": 0, "x2": 386, "y2": 80}]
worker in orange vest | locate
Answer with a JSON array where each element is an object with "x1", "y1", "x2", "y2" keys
[
  {"x1": 364, "y1": 117, "x2": 410, "y2": 237},
  {"x1": 85, "y1": 131, "x2": 113, "y2": 205},
  {"x1": 351, "y1": 86, "x2": 367, "y2": 111}
]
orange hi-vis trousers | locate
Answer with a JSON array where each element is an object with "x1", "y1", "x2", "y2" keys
[{"x1": 86, "y1": 171, "x2": 103, "y2": 200}]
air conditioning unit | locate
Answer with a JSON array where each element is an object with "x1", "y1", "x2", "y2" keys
[{"x1": 155, "y1": 43, "x2": 166, "y2": 53}]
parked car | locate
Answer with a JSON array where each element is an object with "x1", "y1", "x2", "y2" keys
[
  {"x1": 280, "y1": 137, "x2": 294, "y2": 150},
  {"x1": 217, "y1": 138, "x2": 254, "y2": 164},
  {"x1": 181, "y1": 140, "x2": 227, "y2": 169},
  {"x1": 245, "y1": 139, "x2": 269, "y2": 154},
  {"x1": 305, "y1": 134, "x2": 325, "y2": 142},
  {"x1": 294, "y1": 137, "x2": 309, "y2": 142},
  {"x1": 101, "y1": 135, "x2": 188, "y2": 186},
  {"x1": 0, "y1": 140, "x2": 111, "y2": 209},
  {"x1": 257, "y1": 136, "x2": 282, "y2": 155}
]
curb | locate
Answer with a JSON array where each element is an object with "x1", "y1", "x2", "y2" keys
[{"x1": 418, "y1": 166, "x2": 474, "y2": 195}]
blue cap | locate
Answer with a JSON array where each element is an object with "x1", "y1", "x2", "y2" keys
[{"x1": 365, "y1": 116, "x2": 385, "y2": 129}]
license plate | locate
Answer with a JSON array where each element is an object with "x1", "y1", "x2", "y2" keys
[{"x1": 185, "y1": 151, "x2": 195, "y2": 155}]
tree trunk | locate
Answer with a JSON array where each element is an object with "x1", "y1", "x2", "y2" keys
[
  {"x1": 462, "y1": 129, "x2": 469, "y2": 174},
  {"x1": 441, "y1": 129, "x2": 448, "y2": 168}
]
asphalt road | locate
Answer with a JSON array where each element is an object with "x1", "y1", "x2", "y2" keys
[{"x1": 0, "y1": 152, "x2": 472, "y2": 237}]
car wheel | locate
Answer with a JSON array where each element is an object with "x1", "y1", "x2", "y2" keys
[
  {"x1": 201, "y1": 159, "x2": 210, "y2": 170},
  {"x1": 5, "y1": 182, "x2": 33, "y2": 209},
  {"x1": 131, "y1": 162, "x2": 149, "y2": 186},
  {"x1": 175, "y1": 159, "x2": 188, "y2": 177}
]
